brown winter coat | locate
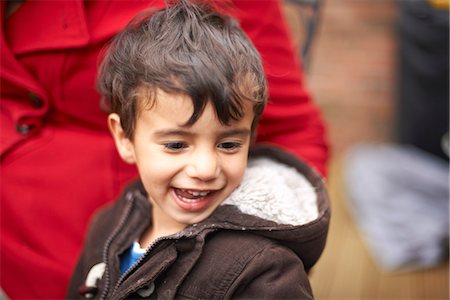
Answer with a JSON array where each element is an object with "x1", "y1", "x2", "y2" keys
[{"x1": 67, "y1": 146, "x2": 330, "y2": 299}]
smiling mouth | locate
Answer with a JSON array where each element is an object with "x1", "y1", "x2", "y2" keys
[{"x1": 174, "y1": 188, "x2": 212, "y2": 203}]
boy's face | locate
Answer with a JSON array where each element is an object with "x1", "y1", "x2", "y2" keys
[{"x1": 109, "y1": 89, "x2": 254, "y2": 235}]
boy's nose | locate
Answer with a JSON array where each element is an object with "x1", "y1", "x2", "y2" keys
[{"x1": 186, "y1": 150, "x2": 220, "y2": 181}]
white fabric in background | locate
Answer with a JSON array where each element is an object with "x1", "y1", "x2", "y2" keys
[{"x1": 344, "y1": 144, "x2": 449, "y2": 271}]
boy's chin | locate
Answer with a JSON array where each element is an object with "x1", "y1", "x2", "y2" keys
[{"x1": 175, "y1": 203, "x2": 224, "y2": 226}]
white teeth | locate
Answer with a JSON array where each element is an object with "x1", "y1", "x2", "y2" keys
[
  {"x1": 176, "y1": 189, "x2": 213, "y2": 204},
  {"x1": 178, "y1": 196, "x2": 200, "y2": 203},
  {"x1": 181, "y1": 189, "x2": 210, "y2": 197}
]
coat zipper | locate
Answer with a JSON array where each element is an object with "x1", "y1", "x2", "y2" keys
[
  {"x1": 109, "y1": 226, "x2": 217, "y2": 298},
  {"x1": 99, "y1": 191, "x2": 219, "y2": 299},
  {"x1": 98, "y1": 192, "x2": 193, "y2": 299},
  {"x1": 109, "y1": 235, "x2": 172, "y2": 297},
  {"x1": 111, "y1": 225, "x2": 219, "y2": 298},
  {"x1": 99, "y1": 192, "x2": 135, "y2": 300}
]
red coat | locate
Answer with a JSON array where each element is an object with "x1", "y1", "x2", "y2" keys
[{"x1": 0, "y1": 1, "x2": 328, "y2": 298}]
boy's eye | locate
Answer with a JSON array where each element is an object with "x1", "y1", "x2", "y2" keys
[
  {"x1": 163, "y1": 142, "x2": 188, "y2": 151},
  {"x1": 218, "y1": 142, "x2": 242, "y2": 152}
]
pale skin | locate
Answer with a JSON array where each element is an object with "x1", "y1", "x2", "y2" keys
[{"x1": 108, "y1": 89, "x2": 255, "y2": 248}]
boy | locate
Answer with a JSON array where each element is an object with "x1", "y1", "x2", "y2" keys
[{"x1": 68, "y1": 1, "x2": 330, "y2": 299}]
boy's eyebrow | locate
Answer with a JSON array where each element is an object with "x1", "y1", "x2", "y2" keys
[
  {"x1": 153, "y1": 128, "x2": 251, "y2": 138},
  {"x1": 153, "y1": 129, "x2": 193, "y2": 137},
  {"x1": 217, "y1": 128, "x2": 251, "y2": 139}
]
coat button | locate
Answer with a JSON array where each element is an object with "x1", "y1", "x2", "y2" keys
[
  {"x1": 16, "y1": 123, "x2": 31, "y2": 134},
  {"x1": 78, "y1": 285, "x2": 98, "y2": 299},
  {"x1": 136, "y1": 282, "x2": 155, "y2": 298},
  {"x1": 28, "y1": 92, "x2": 43, "y2": 108}
]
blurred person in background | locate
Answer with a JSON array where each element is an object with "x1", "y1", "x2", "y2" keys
[
  {"x1": 0, "y1": 0, "x2": 328, "y2": 298},
  {"x1": 345, "y1": 0, "x2": 448, "y2": 272}
]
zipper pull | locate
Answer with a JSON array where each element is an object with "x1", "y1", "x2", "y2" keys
[{"x1": 78, "y1": 262, "x2": 106, "y2": 299}]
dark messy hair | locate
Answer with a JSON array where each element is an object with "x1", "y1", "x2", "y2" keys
[{"x1": 98, "y1": 0, "x2": 268, "y2": 139}]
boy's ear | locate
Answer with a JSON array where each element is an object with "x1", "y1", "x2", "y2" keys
[{"x1": 108, "y1": 113, "x2": 136, "y2": 164}]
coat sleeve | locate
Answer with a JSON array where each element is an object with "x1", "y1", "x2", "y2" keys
[
  {"x1": 233, "y1": 0, "x2": 329, "y2": 177},
  {"x1": 226, "y1": 244, "x2": 314, "y2": 299}
]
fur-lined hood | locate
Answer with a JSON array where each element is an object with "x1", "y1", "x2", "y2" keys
[{"x1": 201, "y1": 145, "x2": 329, "y2": 270}]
